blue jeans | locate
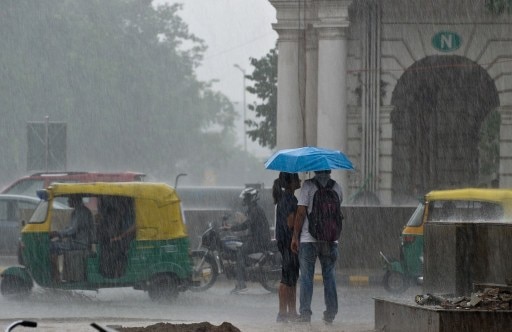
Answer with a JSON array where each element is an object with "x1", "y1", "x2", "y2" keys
[{"x1": 298, "y1": 242, "x2": 338, "y2": 320}]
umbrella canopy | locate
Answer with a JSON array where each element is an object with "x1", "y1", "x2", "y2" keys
[{"x1": 264, "y1": 146, "x2": 354, "y2": 173}]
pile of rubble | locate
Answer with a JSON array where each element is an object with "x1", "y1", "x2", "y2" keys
[
  {"x1": 118, "y1": 322, "x2": 241, "y2": 332},
  {"x1": 415, "y1": 287, "x2": 512, "y2": 310}
]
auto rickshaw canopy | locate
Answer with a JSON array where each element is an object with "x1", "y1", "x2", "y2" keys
[
  {"x1": 43, "y1": 182, "x2": 187, "y2": 240},
  {"x1": 426, "y1": 188, "x2": 512, "y2": 203},
  {"x1": 425, "y1": 188, "x2": 512, "y2": 219}
]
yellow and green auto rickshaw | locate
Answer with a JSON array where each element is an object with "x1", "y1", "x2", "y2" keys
[
  {"x1": 0, "y1": 182, "x2": 194, "y2": 301},
  {"x1": 381, "y1": 188, "x2": 512, "y2": 293}
]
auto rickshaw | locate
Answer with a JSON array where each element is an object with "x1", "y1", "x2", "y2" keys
[
  {"x1": 381, "y1": 188, "x2": 512, "y2": 293},
  {"x1": 0, "y1": 182, "x2": 194, "y2": 301},
  {"x1": 380, "y1": 201, "x2": 425, "y2": 293}
]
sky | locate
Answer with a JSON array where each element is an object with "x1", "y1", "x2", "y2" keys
[{"x1": 167, "y1": 0, "x2": 278, "y2": 157}]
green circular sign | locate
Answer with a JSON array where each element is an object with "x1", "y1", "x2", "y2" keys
[{"x1": 432, "y1": 31, "x2": 461, "y2": 52}]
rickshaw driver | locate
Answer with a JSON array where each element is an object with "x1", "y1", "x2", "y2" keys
[{"x1": 49, "y1": 194, "x2": 95, "y2": 282}]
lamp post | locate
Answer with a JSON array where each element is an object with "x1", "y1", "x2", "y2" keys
[
  {"x1": 234, "y1": 64, "x2": 247, "y2": 154},
  {"x1": 45, "y1": 115, "x2": 49, "y2": 172}
]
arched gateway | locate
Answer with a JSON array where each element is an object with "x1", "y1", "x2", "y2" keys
[
  {"x1": 269, "y1": 0, "x2": 512, "y2": 204},
  {"x1": 391, "y1": 56, "x2": 499, "y2": 203}
]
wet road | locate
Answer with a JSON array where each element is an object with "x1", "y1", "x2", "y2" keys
[{"x1": 0, "y1": 277, "x2": 421, "y2": 332}]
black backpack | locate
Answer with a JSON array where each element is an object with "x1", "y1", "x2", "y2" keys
[{"x1": 307, "y1": 178, "x2": 343, "y2": 242}]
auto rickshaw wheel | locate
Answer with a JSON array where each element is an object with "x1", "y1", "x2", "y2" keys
[
  {"x1": 1, "y1": 275, "x2": 32, "y2": 300},
  {"x1": 383, "y1": 270, "x2": 409, "y2": 294},
  {"x1": 190, "y1": 252, "x2": 218, "y2": 292},
  {"x1": 148, "y1": 274, "x2": 178, "y2": 302}
]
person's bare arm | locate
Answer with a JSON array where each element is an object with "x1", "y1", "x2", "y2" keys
[{"x1": 290, "y1": 205, "x2": 306, "y2": 254}]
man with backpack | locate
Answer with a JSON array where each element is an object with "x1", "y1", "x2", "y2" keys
[{"x1": 291, "y1": 170, "x2": 343, "y2": 324}]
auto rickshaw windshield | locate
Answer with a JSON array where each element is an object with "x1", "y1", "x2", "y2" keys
[
  {"x1": 27, "y1": 197, "x2": 71, "y2": 224},
  {"x1": 405, "y1": 202, "x2": 425, "y2": 227},
  {"x1": 29, "y1": 200, "x2": 50, "y2": 223}
]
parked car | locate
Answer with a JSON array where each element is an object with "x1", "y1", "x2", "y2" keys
[
  {"x1": 1, "y1": 171, "x2": 146, "y2": 197},
  {"x1": 0, "y1": 194, "x2": 67, "y2": 256}
]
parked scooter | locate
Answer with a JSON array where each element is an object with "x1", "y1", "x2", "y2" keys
[{"x1": 190, "y1": 216, "x2": 281, "y2": 293}]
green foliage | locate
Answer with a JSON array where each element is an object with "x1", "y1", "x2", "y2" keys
[
  {"x1": 485, "y1": 0, "x2": 512, "y2": 14},
  {"x1": 0, "y1": 0, "x2": 239, "y2": 184},
  {"x1": 245, "y1": 47, "x2": 277, "y2": 149}
]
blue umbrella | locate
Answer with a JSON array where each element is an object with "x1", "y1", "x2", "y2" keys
[{"x1": 264, "y1": 146, "x2": 354, "y2": 173}]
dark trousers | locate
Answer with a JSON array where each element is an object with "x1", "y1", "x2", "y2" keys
[
  {"x1": 234, "y1": 242, "x2": 268, "y2": 289},
  {"x1": 235, "y1": 247, "x2": 247, "y2": 289}
]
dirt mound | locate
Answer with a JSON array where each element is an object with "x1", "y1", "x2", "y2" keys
[{"x1": 118, "y1": 322, "x2": 241, "y2": 332}]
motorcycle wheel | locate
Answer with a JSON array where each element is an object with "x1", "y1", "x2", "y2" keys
[
  {"x1": 190, "y1": 251, "x2": 218, "y2": 292},
  {"x1": 0, "y1": 275, "x2": 32, "y2": 300},
  {"x1": 382, "y1": 270, "x2": 409, "y2": 294},
  {"x1": 259, "y1": 251, "x2": 282, "y2": 293}
]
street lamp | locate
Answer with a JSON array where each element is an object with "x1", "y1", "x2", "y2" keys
[{"x1": 234, "y1": 64, "x2": 247, "y2": 154}]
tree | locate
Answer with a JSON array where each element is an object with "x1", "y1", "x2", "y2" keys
[
  {"x1": 245, "y1": 47, "x2": 277, "y2": 149},
  {"x1": 0, "y1": 0, "x2": 240, "y2": 185}
]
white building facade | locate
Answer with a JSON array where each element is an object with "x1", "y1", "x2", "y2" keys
[{"x1": 269, "y1": 0, "x2": 512, "y2": 204}]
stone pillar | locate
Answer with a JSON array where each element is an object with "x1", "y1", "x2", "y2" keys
[
  {"x1": 379, "y1": 105, "x2": 394, "y2": 205},
  {"x1": 270, "y1": 0, "x2": 305, "y2": 150},
  {"x1": 304, "y1": 27, "x2": 318, "y2": 147},
  {"x1": 314, "y1": 0, "x2": 351, "y2": 195},
  {"x1": 499, "y1": 106, "x2": 512, "y2": 188}
]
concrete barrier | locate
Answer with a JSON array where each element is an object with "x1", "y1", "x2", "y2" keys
[
  {"x1": 424, "y1": 221, "x2": 512, "y2": 296},
  {"x1": 178, "y1": 186, "x2": 417, "y2": 278},
  {"x1": 1, "y1": 186, "x2": 414, "y2": 286}
]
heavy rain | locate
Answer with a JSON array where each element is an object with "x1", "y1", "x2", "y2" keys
[{"x1": 1, "y1": 1, "x2": 512, "y2": 332}]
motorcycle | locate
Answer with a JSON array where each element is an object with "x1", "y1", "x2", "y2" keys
[{"x1": 190, "y1": 217, "x2": 282, "y2": 293}]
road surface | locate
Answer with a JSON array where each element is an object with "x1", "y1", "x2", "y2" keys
[{"x1": 0, "y1": 256, "x2": 421, "y2": 331}]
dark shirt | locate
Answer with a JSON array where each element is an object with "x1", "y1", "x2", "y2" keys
[
  {"x1": 275, "y1": 192, "x2": 297, "y2": 253},
  {"x1": 55, "y1": 205, "x2": 96, "y2": 250},
  {"x1": 231, "y1": 203, "x2": 271, "y2": 251},
  {"x1": 59, "y1": 204, "x2": 95, "y2": 248}
]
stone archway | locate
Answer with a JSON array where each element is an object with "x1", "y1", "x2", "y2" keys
[{"x1": 390, "y1": 55, "x2": 499, "y2": 204}]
